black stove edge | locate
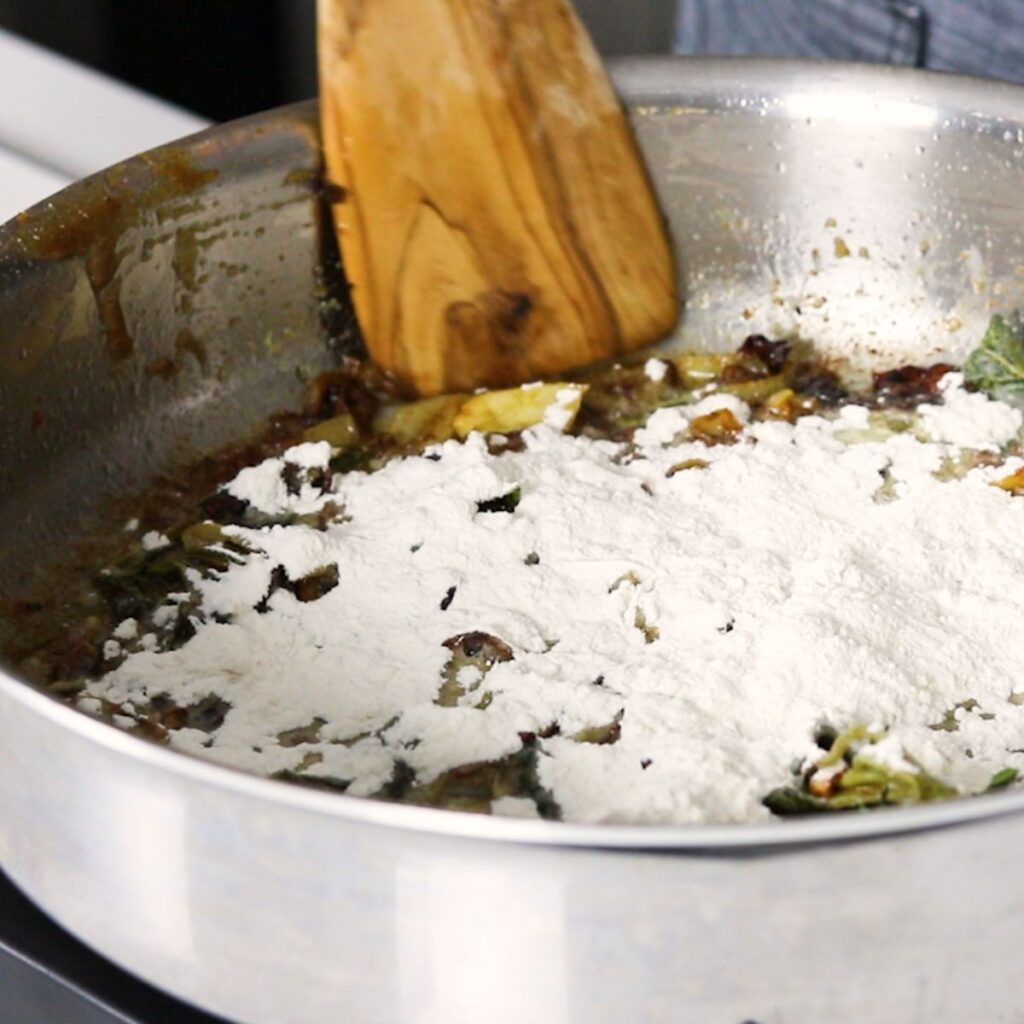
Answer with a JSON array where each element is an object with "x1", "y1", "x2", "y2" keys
[{"x1": 0, "y1": 870, "x2": 229, "y2": 1024}]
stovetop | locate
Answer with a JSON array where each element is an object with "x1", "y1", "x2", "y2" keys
[{"x1": 0, "y1": 871, "x2": 227, "y2": 1024}]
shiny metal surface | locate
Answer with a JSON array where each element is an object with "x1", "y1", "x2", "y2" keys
[{"x1": 3, "y1": 58, "x2": 1024, "y2": 1022}]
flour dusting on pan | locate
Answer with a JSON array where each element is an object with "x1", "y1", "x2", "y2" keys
[{"x1": 74, "y1": 371, "x2": 1024, "y2": 825}]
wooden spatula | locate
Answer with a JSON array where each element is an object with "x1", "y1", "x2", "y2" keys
[{"x1": 317, "y1": 0, "x2": 678, "y2": 396}]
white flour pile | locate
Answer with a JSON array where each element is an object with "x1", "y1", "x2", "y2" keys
[{"x1": 81, "y1": 372, "x2": 1024, "y2": 824}]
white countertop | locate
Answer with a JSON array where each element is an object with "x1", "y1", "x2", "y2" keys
[
  {"x1": 0, "y1": 28, "x2": 209, "y2": 222},
  {"x1": 0, "y1": 145, "x2": 67, "y2": 220}
]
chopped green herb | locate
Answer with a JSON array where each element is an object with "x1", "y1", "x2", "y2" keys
[
  {"x1": 765, "y1": 724, "x2": 957, "y2": 817},
  {"x1": 963, "y1": 313, "x2": 1024, "y2": 407},
  {"x1": 573, "y1": 710, "x2": 623, "y2": 745},
  {"x1": 476, "y1": 486, "x2": 522, "y2": 514},
  {"x1": 931, "y1": 698, "x2": 980, "y2": 733},
  {"x1": 763, "y1": 786, "x2": 828, "y2": 816},
  {"x1": 329, "y1": 447, "x2": 371, "y2": 473},
  {"x1": 989, "y1": 767, "x2": 1019, "y2": 790},
  {"x1": 390, "y1": 743, "x2": 561, "y2": 819},
  {"x1": 145, "y1": 693, "x2": 231, "y2": 734},
  {"x1": 292, "y1": 564, "x2": 340, "y2": 603},
  {"x1": 256, "y1": 563, "x2": 339, "y2": 612},
  {"x1": 435, "y1": 631, "x2": 513, "y2": 707},
  {"x1": 277, "y1": 717, "x2": 327, "y2": 748},
  {"x1": 633, "y1": 608, "x2": 659, "y2": 644}
]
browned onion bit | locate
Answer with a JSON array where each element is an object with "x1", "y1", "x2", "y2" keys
[{"x1": 872, "y1": 363, "x2": 955, "y2": 407}]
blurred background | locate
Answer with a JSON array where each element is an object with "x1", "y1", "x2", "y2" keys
[
  {"x1": 0, "y1": 0, "x2": 678, "y2": 123},
  {"x1": 0, "y1": 0, "x2": 679, "y2": 221}
]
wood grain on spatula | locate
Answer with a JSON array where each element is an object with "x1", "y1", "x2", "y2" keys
[{"x1": 318, "y1": 0, "x2": 679, "y2": 396}]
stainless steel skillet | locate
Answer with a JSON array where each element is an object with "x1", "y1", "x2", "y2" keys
[{"x1": 3, "y1": 58, "x2": 1024, "y2": 1024}]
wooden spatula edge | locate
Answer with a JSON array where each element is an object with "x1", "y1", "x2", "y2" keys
[{"x1": 318, "y1": 0, "x2": 679, "y2": 396}]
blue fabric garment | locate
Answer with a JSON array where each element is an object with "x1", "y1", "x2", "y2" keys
[{"x1": 675, "y1": 1, "x2": 1024, "y2": 84}]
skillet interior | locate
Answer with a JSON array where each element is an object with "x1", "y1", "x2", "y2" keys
[
  {"x1": 5, "y1": 58, "x2": 1024, "y2": 1023},
  {"x1": 7, "y1": 57, "x2": 1024, "y2": 835}
]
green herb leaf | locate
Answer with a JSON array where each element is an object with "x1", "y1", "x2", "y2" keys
[
  {"x1": 963, "y1": 314, "x2": 1024, "y2": 407},
  {"x1": 476, "y1": 487, "x2": 522, "y2": 514},
  {"x1": 573, "y1": 710, "x2": 624, "y2": 746},
  {"x1": 989, "y1": 767, "x2": 1020, "y2": 790},
  {"x1": 762, "y1": 786, "x2": 829, "y2": 816}
]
